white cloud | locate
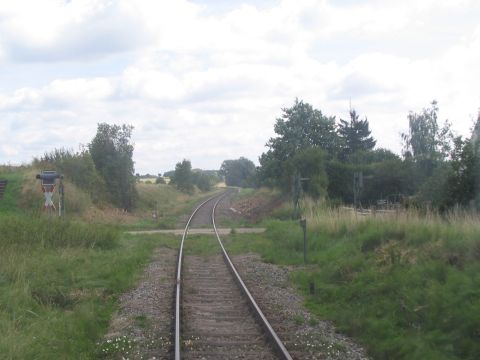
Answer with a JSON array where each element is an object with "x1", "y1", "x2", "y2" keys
[{"x1": 0, "y1": 0, "x2": 479, "y2": 172}]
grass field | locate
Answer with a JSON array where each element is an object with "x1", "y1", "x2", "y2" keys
[
  {"x1": 224, "y1": 207, "x2": 480, "y2": 360},
  {"x1": 0, "y1": 217, "x2": 165, "y2": 359}
]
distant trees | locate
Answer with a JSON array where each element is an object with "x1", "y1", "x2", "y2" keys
[
  {"x1": 170, "y1": 159, "x2": 218, "y2": 193},
  {"x1": 219, "y1": 157, "x2": 256, "y2": 187},
  {"x1": 89, "y1": 123, "x2": 137, "y2": 210}
]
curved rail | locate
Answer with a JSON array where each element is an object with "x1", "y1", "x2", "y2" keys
[
  {"x1": 174, "y1": 191, "x2": 293, "y2": 360},
  {"x1": 174, "y1": 193, "x2": 223, "y2": 360},
  {"x1": 211, "y1": 194, "x2": 293, "y2": 360}
]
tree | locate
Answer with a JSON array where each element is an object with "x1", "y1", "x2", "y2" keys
[
  {"x1": 347, "y1": 148, "x2": 399, "y2": 165},
  {"x1": 338, "y1": 109, "x2": 376, "y2": 159},
  {"x1": 171, "y1": 159, "x2": 194, "y2": 193},
  {"x1": 266, "y1": 99, "x2": 339, "y2": 161},
  {"x1": 401, "y1": 101, "x2": 453, "y2": 181},
  {"x1": 89, "y1": 123, "x2": 137, "y2": 210},
  {"x1": 220, "y1": 157, "x2": 256, "y2": 187},
  {"x1": 259, "y1": 99, "x2": 339, "y2": 188},
  {"x1": 192, "y1": 171, "x2": 212, "y2": 192},
  {"x1": 436, "y1": 114, "x2": 480, "y2": 210},
  {"x1": 363, "y1": 159, "x2": 415, "y2": 205}
]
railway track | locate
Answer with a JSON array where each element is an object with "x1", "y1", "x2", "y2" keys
[{"x1": 174, "y1": 192, "x2": 293, "y2": 360}]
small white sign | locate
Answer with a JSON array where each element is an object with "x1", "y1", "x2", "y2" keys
[{"x1": 44, "y1": 191, "x2": 54, "y2": 207}]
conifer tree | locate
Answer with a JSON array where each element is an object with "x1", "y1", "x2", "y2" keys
[{"x1": 338, "y1": 109, "x2": 376, "y2": 158}]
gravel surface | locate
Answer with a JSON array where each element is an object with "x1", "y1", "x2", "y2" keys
[
  {"x1": 232, "y1": 254, "x2": 371, "y2": 360},
  {"x1": 102, "y1": 247, "x2": 176, "y2": 360}
]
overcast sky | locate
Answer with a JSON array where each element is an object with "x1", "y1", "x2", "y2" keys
[{"x1": 1, "y1": 0, "x2": 479, "y2": 174}]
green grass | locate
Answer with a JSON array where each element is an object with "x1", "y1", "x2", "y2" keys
[
  {"x1": 184, "y1": 235, "x2": 221, "y2": 256},
  {"x1": 224, "y1": 215, "x2": 480, "y2": 360},
  {"x1": 0, "y1": 172, "x2": 24, "y2": 214},
  {"x1": 0, "y1": 217, "x2": 167, "y2": 359}
]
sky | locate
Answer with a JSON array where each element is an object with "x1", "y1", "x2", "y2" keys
[{"x1": 0, "y1": 0, "x2": 479, "y2": 174}]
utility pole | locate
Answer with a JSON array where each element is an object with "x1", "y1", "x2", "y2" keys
[
  {"x1": 292, "y1": 171, "x2": 309, "y2": 219},
  {"x1": 353, "y1": 171, "x2": 363, "y2": 210},
  {"x1": 299, "y1": 218, "x2": 307, "y2": 263},
  {"x1": 59, "y1": 178, "x2": 65, "y2": 217}
]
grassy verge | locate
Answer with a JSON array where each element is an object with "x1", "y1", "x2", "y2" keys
[
  {"x1": 0, "y1": 216, "x2": 164, "y2": 359},
  {"x1": 224, "y1": 213, "x2": 480, "y2": 360}
]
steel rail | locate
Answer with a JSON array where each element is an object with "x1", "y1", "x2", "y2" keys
[
  {"x1": 211, "y1": 193, "x2": 294, "y2": 360},
  {"x1": 174, "y1": 193, "x2": 224, "y2": 360}
]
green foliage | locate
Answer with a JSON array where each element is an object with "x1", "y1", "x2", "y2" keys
[
  {"x1": 412, "y1": 114, "x2": 480, "y2": 211},
  {"x1": 192, "y1": 171, "x2": 213, "y2": 192},
  {"x1": 401, "y1": 101, "x2": 454, "y2": 181},
  {"x1": 325, "y1": 161, "x2": 355, "y2": 203},
  {"x1": 171, "y1": 159, "x2": 194, "y2": 194},
  {"x1": 0, "y1": 172, "x2": 24, "y2": 214},
  {"x1": 338, "y1": 109, "x2": 376, "y2": 159},
  {"x1": 362, "y1": 159, "x2": 416, "y2": 204},
  {"x1": 346, "y1": 148, "x2": 399, "y2": 164},
  {"x1": 155, "y1": 176, "x2": 166, "y2": 184},
  {"x1": 268, "y1": 99, "x2": 339, "y2": 159},
  {"x1": 257, "y1": 99, "x2": 476, "y2": 211},
  {"x1": 35, "y1": 148, "x2": 106, "y2": 203},
  {"x1": 258, "y1": 99, "x2": 339, "y2": 188},
  {"x1": 89, "y1": 123, "x2": 137, "y2": 210},
  {"x1": 287, "y1": 148, "x2": 328, "y2": 199},
  {"x1": 220, "y1": 157, "x2": 256, "y2": 187}
]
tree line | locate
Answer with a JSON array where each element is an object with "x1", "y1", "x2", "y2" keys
[
  {"x1": 222, "y1": 98, "x2": 480, "y2": 212},
  {"x1": 36, "y1": 98, "x2": 480, "y2": 213}
]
